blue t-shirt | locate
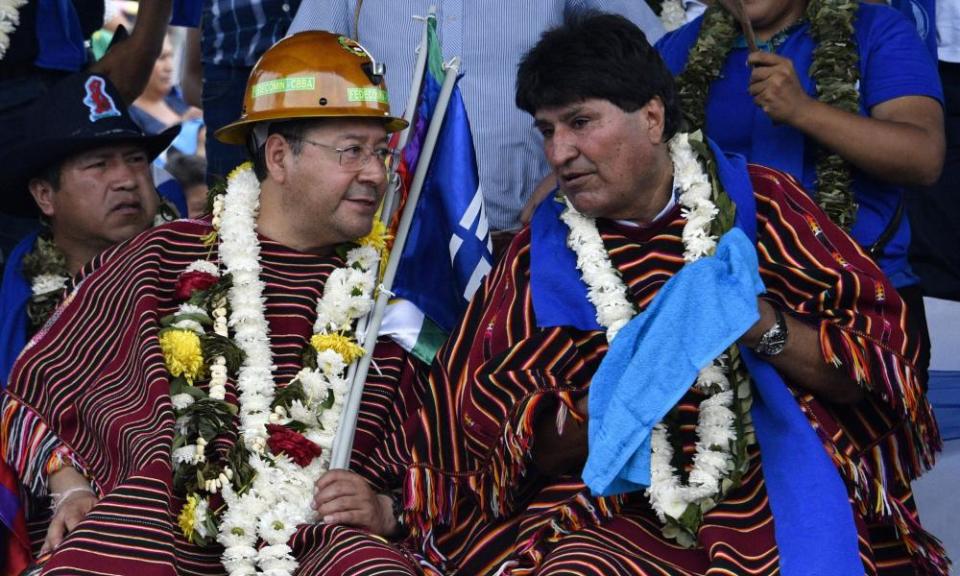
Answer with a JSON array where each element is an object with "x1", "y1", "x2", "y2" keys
[{"x1": 657, "y1": 3, "x2": 943, "y2": 288}]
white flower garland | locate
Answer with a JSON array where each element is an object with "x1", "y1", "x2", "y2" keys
[
  {"x1": 168, "y1": 164, "x2": 380, "y2": 576},
  {"x1": 560, "y1": 132, "x2": 739, "y2": 539},
  {"x1": 0, "y1": 0, "x2": 28, "y2": 61},
  {"x1": 659, "y1": 0, "x2": 687, "y2": 32}
]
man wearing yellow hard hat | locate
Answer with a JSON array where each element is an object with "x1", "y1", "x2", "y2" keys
[{"x1": 1, "y1": 31, "x2": 424, "y2": 576}]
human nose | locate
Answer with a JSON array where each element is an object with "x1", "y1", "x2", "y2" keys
[
  {"x1": 546, "y1": 129, "x2": 579, "y2": 168},
  {"x1": 108, "y1": 158, "x2": 141, "y2": 190},
  {"x1": 356, "y1": 153, "x2": 388, "y2": 187}
]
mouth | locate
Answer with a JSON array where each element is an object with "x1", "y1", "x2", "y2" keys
[
  {"x1": 345, "y1": 197, "x2": 378, "y2": 213},
  {"x1": 110, "y1": 200, "x2": 143, "y2": 216},
  {"x1": 559, "y1": 171, "x2": 592, "y2": 191}
]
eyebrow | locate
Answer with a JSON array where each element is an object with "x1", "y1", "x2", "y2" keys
[{"x1": 534, "y1": 105, "x2": 587, "y2": 129}]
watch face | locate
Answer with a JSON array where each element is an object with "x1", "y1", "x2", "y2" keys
[{"x1": 755, "y1": 315, "x2": 787, "y2": 356}]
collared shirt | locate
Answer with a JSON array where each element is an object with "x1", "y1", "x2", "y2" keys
[
  {"x1": 289, "y1": 1, "x2": 665, "y2": 231},
  {"x1": 202, "y1": 0, "x2": 302, "y2": 67}
]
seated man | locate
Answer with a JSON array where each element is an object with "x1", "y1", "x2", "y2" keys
[
  {"x1": 399, "y1": 12, "x2": 946, "y2": 576},
  {"x1": 1, "y1": 32, "x2": 423, "y2": 575},
  {"x1": 0, "y1": 72, "x2": 179, "y2": 574},
  {"x1": 0, "y1": 72, "x2": 179, "y2": 384}
]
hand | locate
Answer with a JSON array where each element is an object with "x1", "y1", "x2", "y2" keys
[
  {"x1": 747, "y1": 51, "x2": 814, "y2": 126},
  {"x1": 312, "y1": 470, "x2": 397, "y2": 537},
  {"x1": 41, "y1": 488, "x2": 98, "y2": 555}
]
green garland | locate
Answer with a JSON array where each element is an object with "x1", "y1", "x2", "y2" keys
[
  {"x1": 676, "y1": 0, "x2": 861, "y2": 231},
  {"x1": 21, "y1": 232, "x2": 69, "y2": 332}
]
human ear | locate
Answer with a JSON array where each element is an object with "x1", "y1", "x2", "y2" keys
[
  {"x1": 644, "y1": 97, "x2": 667, "y2": 144},
  {"x1": 264, "y1": 133, "x2": 291, "y2": 184},
  {"x1": 28, "y1": 179, "x2": 57, "y2": 218}
]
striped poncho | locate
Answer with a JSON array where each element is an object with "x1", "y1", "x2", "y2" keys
[
  {"x1": 1, "y1": 219, "x2": 422, "y2": 575},
  {"x1": 399, "y1": 165, "x2": 946, "y2": 575}
]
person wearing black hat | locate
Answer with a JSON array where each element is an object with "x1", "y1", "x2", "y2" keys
[{"x1": 0, "y1": 72, "x2": 179, "y2": 382}]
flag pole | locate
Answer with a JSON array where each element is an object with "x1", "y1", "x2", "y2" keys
[
  {"x1": 381, "y1": 6, "x2": 436, "y2": 222},
  {"x1": 331, "y1": 9, "x2": 435, "y2": 466},
  {"x1": 330, "y1": 57, "x2": 462, "y2": 470}
]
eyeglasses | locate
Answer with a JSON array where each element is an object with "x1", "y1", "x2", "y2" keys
[{"x1": 291, "y1": 137, "x2": 398, "y2": 171}]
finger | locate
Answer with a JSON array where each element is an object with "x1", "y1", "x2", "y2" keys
[
  {"x1": 317, "y1": 495, "x2": 368, "y2": 518},
  {"x1": 746, "y1": 51, "x2": 782, "y2": 67},
  {"x1": 313, "y1": 469, "x2": 358, "y2": 493},
  {"x1": 41, "y1": 517, "x2": 66, "y2": 555},
  {"x1": 749, "y1": 65, "x2": 777, "y2": 85},
  {"x1": 322, "y1": 509, "x2": 367, "y2": 527},
  {"x1": 314, "y1": 480, "x2": 362, "y2": 507}
]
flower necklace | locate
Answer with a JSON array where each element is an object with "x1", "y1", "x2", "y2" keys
[
  {"x1": 21, "y1": 233, "x2": 70, "y2": 334},
  {"x1": 560, "y1": 131, "x2": 751, "y2": 546},
  {"x1": 160, "y1": 163, "x2": 383, "y2": 575},
  {"x1": 0, "y1": 0, "x2": 28, "y2": 60},
  {"x1": 659, "y1": 0, "x2": 687, "y2": 32},
  {"x1": 23, "y1": 200, "x2": 178, "y2": 332},
  {"x1": 675, "y1": 0, "x2": 860, "y2": 231}
]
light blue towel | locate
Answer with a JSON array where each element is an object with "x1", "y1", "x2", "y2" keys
[{"x1": 583, "y1": 228, "x2": 764, "y2": 494}]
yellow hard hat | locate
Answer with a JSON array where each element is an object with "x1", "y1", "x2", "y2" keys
[{"x1": 215, "y1": 31, "x2": 408, "y2": 145}]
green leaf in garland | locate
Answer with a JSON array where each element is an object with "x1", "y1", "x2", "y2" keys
[{"x1": 200, "y1": 332, "x2": 245, "y2": 373}]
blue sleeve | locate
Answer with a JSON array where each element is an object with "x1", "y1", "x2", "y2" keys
[
  {"x1": 857, "y1": 4, "x2": 943, "y2": 110},
  {"x1": 579, "y1": 0, "x2": 667, "y2": 44},
  {"x1": 170, "y1": 0, "x2": 202, "y2": 27},
  {"x1": 654, "y1": 17, "x2": 704, "y2": 76}
]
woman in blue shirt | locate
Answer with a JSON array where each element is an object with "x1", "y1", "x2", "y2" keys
[{"x1": 657, "y1": 0, "x2": 945, "y2": 385}]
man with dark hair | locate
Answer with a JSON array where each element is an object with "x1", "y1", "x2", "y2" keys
[
  {"x1": 0, "y1": 70, "x2": 178, "y2": 575},
  {"x1": 400, "y1": 11, "x2": 945, "y2": 575}
]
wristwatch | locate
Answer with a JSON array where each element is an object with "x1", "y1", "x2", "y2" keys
[{"x1": 753, "y1": 307, "x2": 788, "y2": 356}]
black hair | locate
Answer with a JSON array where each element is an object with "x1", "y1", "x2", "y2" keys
[
  {"x1": 515, "y1": 11, "x2": 681, "y2": 140},
  {"x1": 35, "y1": 161, "x2": 64, "y2": 191},
  {"x1": 248, "y1": 119, "x2": 312, "y2": 181}
]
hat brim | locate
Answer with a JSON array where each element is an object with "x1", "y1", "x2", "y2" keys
[{"x1": 1, "y1": 124, "x2": 181, "y2": 217}]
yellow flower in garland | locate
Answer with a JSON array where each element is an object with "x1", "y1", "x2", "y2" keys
[
  {"x1": 358, "y1": 218, "x2": 391, "y2": 252},
  {"x1": 160, "y1": 329, "x2": 205, "y2": 383},
  {"x1": 311, "y1": 333, "x2": 365, "y2": 364},
  {"x1": 178, "y1": 493, "x2": 200, "y2": 540}
]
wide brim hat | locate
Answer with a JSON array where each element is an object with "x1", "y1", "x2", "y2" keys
[{"x1": 0, "y1": 72, "x2": 180, "y2": 217}]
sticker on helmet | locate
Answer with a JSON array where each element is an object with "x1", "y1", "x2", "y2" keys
[
  {"x1": 252, "y1": 77, "x2": 317, "y2": 98},
  {"x1": 347, "y1": 87, "x2": 388, "y2": 104},
  {"x1": 338, "y1": 36, "x2": 368, "y2": 58}
]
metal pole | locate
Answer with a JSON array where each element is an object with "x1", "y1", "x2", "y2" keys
[{"x1": 330, "y1": 58, "x2": 462, "y2": 470}]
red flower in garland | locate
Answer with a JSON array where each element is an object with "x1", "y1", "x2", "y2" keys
[
  {"x1": 175, "y1": 270, "x2": 219, "y2": 300},
  {"x1": 266, "y1": 424, "x2": 323, "y2": 467}
]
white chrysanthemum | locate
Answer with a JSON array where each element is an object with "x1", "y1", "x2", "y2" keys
[
  {"x1": 345, "y1": 245, "x2": 378, "y2": 271},
  {"x1": 314, "y1": 349, "x2": 346, "y2": 377},
  {"x1": 185, "y1": 259, "x2": 220, "y2": 276},
  {"x1": 193, "y1": 497, "x2": 211, "y2": 539},
  {"x1": 258, "y1": 508, "x2": 299, "y2": 545},
  {"x1": 171, "y1": 393, "x2": 195, "y2": 410},
  {"x1": 173, "y1": 319, "x2": 205, "y2": 334},
  {"x1": 173, "y1": 445, "x2": 204, "y2": 465},
  {"x1": 31, "y1": 273, "x2": 69, "y2": 296},
  {"x1": 288, "y1": 400, "x2": 314, "y2": 426},
  {"x1": 178, "y1": 303, "x2": 209, "y2": 317}
]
